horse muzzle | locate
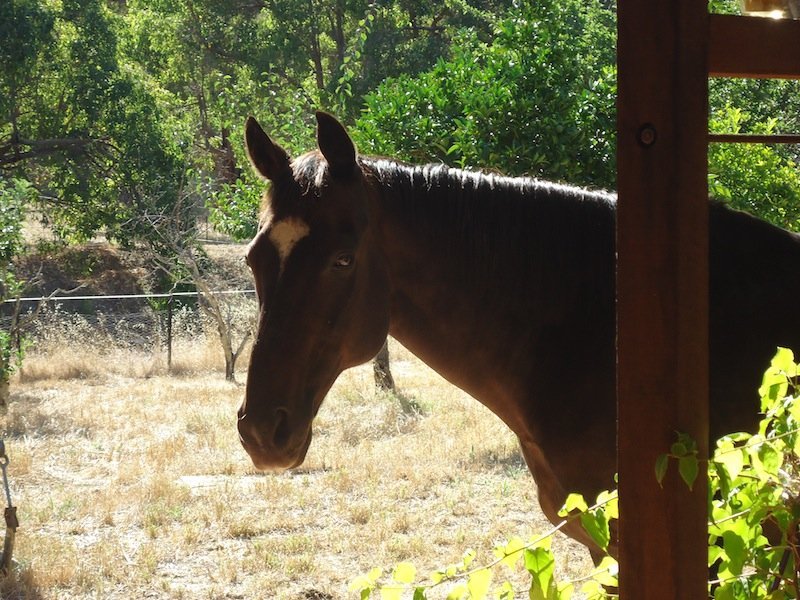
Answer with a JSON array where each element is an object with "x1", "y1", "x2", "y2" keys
[{"x1": 237, "y1": 409, "x2": 313, "y2": 470}]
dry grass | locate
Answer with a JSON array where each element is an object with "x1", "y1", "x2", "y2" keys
[{"x1": 1, "y1": 338, "x2": 592, "y2": 599}]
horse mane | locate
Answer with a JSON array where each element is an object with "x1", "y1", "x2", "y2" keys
[
  {"x1": 359, "y1": 157, "x2": 618, "y2": 313},
  {"x1": 360, "y1": 156, "x2": 616, "y2": 230}
]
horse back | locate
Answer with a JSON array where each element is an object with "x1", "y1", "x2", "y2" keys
[{"x1": 709, "y1": 202, "x2": 800, "y2": 439}]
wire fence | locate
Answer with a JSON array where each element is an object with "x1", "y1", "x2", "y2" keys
[{"x1": 1, "y1": 290, "x2": 258, "y2": 371}]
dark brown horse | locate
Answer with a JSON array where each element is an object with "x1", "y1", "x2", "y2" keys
[{"x1": 238, "y1": 111, "x2": 800, "y2": 558}]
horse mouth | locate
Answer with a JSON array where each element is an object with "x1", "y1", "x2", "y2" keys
[{"x1": 239, "y1": 426, "x2": 313, "y2": 471}]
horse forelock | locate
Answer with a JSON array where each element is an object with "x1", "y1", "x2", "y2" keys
[
  {"x1": 256, "y1": 152, "x2": 327, "y2": 226},
  {"x1": 292, "y1": 151, "x2": 329, "y2": 191}
]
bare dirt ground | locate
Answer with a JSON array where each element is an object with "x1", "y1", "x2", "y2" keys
[{"x1": 0, "y1": 338, "x2": 593, "y2": 599}]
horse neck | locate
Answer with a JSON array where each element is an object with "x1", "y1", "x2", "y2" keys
[{"x1": 363, "y1": 159, "x2": 616, "y2": 432}]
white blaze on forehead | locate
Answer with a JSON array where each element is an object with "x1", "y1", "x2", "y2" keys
[{"x1": 268, "y1": 217, "x2": 311, "y2": 272}]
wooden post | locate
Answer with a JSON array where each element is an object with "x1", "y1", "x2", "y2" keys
[
  {"x1": 617, "y1": 0, "x2": 709, "y2": 597},
  {"x1": 167, "y1": 294, "x2": 174, "y2": 373}
]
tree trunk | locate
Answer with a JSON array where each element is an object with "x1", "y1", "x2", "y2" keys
[
  {"x1": 372, "y1": 339, "x2": 395, "y2": 391},
  {"x1": 332, "y1": 0, "x2": 346, "y2": 70},
  {"x1": 0, "y1": 379, "x2": 9, "y2": 407},
  {"x1": 212, "y1": 127, "x2": 241, "y2": 184},
  {"x1": 224, "y1": 353, "x2": 236, "y2": 382},
  {"x1": 186, "y1": 258, "x2": 239, "y2": 383},
  {"x1": 309, "y1": 0, "x2": 326, "y2": 91},
  {"x1": 208, "y1": 293, "x2": 237, "y2": 383}
]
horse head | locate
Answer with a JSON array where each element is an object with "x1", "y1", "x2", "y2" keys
[{"x1": 237, "y1": 112, "x2": 390, "y2": 470}]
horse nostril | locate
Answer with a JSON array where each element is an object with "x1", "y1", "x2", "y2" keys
[
  {"x1": 273, "y1": 408, "x2": 291, "y2": 448},
  {"x1": 238, "y1": 413, "x2": 263, "y2": 447}
]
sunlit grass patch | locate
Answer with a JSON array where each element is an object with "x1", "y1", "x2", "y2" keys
[{"x1": 1, "y1": 337, "x2": 592, "y2": 598}]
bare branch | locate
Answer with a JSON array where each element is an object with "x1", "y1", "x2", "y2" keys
[
  {"x1": 0, "y1": 136, "x2": 117, "y2": 168},
  {"x1": 133, "y1": 195, "x2": 253, "y2": 381}
]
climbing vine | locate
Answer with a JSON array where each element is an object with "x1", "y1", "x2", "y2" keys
[{"x1": 352, "y1": 348, "x2": 800, "y2": 599}]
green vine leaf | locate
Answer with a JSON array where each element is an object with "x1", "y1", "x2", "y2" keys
[
  {"x1": 591, "y1": 556, "x2": 619, "y2": 588},
  {"x1": 678, "y1": 455, "x2": 699, "y2": 490},
  {"x1": 466, "y1": 568, "x2": 492, "y2": 599},
  {"x1": 393, "y1": 562, "x2": 416, "y2": 584},
  {"x1": 379, "y1": 586, "x2": 402, "y2": 600},
  {"x1": 558, "y1": 493, "x2": 589, "y2": 517},
  {"x1": 445, "y1": 583, "x2": 467, "y2": 600},
  {"x1": 579, "y1": 510, "x2": 610, "y2": 551},
  {"x1": 524, "y1": 547, "x2": 556, "y2": 600},
  {"x1": 494, "y1": 536, "x2": 525, "y2": 569},
  {"x1": 655, "y1": 453, "x2": 669, "y2": 486},
  {"x1": 721, "y1": 530, "x2": 747, "y2": 576}
]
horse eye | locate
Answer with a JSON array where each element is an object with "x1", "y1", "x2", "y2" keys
[{"x1": 334, "y1": 253, "x2": 354, "y2": 269}]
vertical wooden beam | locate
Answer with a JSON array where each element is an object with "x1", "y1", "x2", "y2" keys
[{"x1": 617, "y1": 0, "x2": 709, "y2": 597}]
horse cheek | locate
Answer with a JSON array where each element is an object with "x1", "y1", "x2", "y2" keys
[{"x1": 344, "y1": 267, "x2": 390, "y2": 367}]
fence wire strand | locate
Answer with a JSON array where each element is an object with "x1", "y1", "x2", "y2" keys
[{"x1": 1, "y1": 290, "x2": 258, "y2": 362}]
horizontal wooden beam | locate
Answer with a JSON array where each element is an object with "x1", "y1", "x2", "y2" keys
[
  {"x1": 709, "y1": 133, "x2": 800, "y2": 143},
  {"x1": 709, "y1": 14, "x2": 800, "y2": 78}
]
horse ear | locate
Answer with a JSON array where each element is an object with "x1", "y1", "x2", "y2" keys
[
  {"x1": 316, "y1": 111, "x2": 357, "y2": 179},
  {"x1": 245, "y1": 116, "x2": 291, "y2": 181}
]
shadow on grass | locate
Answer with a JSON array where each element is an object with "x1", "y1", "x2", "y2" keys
[{"x1": 0, "y1": 562, "x2": 47, "y2": 600}]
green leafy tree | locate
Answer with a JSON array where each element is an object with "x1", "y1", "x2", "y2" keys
[
  {"x1": 121, "y1": 0, "x2": 322, "y2": 243},
  {"x1": 0, "y1": 0, "x2": 183, "y2": 244},
  {"x1": 710, "y1": 78, "x2": 800, "y2": 150},
  {"x1": 334, "y1": 0, "x2": 514, "y2": 118},
  {"x1": 709, "y1": 107, "x2": 800, "y2": 232},
  {"x1": 206, "y1": 178, "x2": 264, "y2": 242},
  {"x1": 123, "y1": 0, "x2": 269, "y2": 179},
  {"x1": 355, "y1": 0, "x2": 617, "y2": 189},
  {"x1": 0, "y1": 177, "x2": 32, "y2": 403},
  {"x1": 189, "y1": 0, "x2": 523, "y2": 241}
]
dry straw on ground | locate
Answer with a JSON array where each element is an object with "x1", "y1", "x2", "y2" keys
[{"x1": 0, "y1": 336, "x2": 592, "y2": 599}]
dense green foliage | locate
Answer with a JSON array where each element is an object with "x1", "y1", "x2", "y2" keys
[
  {"x1": 709, "y1": 107, "x2": 800, "y2": 231},
  {"x1": 2, "y1": 0, "x2": 800, "y2": 592},
  {"x1": 1, "y1": 0, "x2": 183, "y2": 244},
  {"x1": 706, "y1": 349, "x2": 800, "y2": 598},
  {"x1": 0, "y1": 178, "x2": 30, "y2": 384},
  {"x1": 356, "y1": 0, "x2": 617, "y2": 189},
  {"x1": 3, "y1": 0, "x2": 799, "y2": 247}
]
